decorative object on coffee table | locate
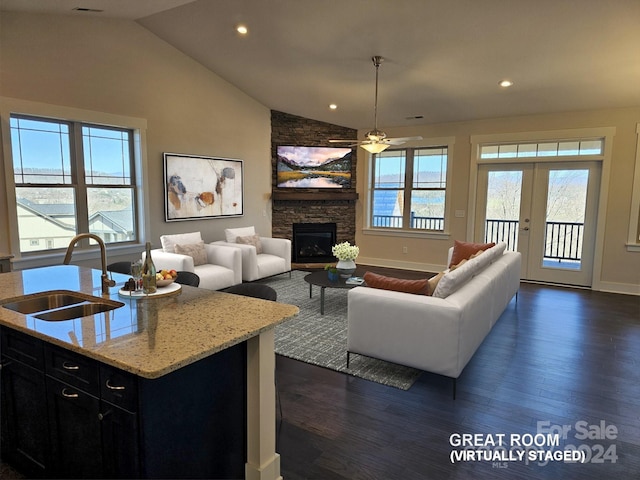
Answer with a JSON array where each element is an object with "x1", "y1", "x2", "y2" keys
[
  {"x1": 332, "y1": 241, "x2": 359, "y2": 278},
  {"x1": 325, "y1": 264, "x2": 339, "y2": 282}
]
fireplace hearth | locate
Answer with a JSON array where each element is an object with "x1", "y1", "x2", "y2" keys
[{"x1": 293, "y1": 223, "x2": 337, "y2": 263}]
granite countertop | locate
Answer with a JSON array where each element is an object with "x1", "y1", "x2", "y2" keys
[{"x1": 0, "y1": 265, "x2": 298, "y2": 379}]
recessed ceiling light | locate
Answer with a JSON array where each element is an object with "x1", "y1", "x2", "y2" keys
[
  {"x1": 236, "y1": 24, "x2": 248, "y2": 35},
  {"x1": 499, "y1": 79, "x2": 514, "y2": 88},
  {"x1": 329, "y1": 104, "x2": 338, "y2": 110}
]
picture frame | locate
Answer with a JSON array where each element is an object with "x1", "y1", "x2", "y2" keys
[{"x1": 163, "y1": 153, "x2": 244, "y2": 222}]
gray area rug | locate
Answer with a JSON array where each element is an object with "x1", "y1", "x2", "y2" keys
[{"x1": 258, "y1": 270, "x2": 422, "y2": 390}]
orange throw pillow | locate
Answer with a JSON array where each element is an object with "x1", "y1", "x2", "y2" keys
[
  {"x1": 449, "y1": 240, "x2": 495, "y2": 268},
  {"x1": 363, "y1": 271, "x2": 430, "y2": 295}
]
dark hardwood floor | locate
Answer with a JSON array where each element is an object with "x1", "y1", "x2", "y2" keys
[
  {"x1": 276, "y1": 281, "x2": 640, "y2": 480},
  {"x1": 2, "y1": 278, "x2": 638, "y2": 479}
]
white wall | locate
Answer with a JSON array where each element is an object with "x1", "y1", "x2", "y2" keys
[{"x1": 0, "y1": 11, "x2": 272, "y2": 267}]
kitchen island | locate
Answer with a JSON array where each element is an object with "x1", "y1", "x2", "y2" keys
[{"x1": 0, "y1": 265, "x2": 298, "y2": 479}]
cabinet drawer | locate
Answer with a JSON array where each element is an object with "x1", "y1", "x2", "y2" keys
[
  {"x1": 45, "y1": 344, "x2": 99, "y2": 396},
  {"x1": 100, "y1": 365, "x2": 138, "y2": 412},
  {"x1": 0, "y1": 326, "x2": 44, "y2": 369}
]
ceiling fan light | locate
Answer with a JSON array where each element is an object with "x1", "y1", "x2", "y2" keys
[
  {"x1": 365, "y1": 129, "x2": 386, "y2": 143},
  {"x1": 361, "y1": 143, "x2": 390, "y2": 154}
]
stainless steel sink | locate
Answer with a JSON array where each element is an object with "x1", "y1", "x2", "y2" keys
[
  {"x1": 1, "y1": 290, "x2": 124, "y2": 321},
  {"x1": 34, "y1": 301, "x2": 122, "y2": 321},
  {"x1": 2, "y1": 291, "x2": 89, "y2": 314}
]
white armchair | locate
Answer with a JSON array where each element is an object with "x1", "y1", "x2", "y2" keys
[
  {"x1": 214, "y1": 226, "x2": 291, "y2": 282},
  {"x1": 146, "y1": 232, "x2": 242, "y2": 290}
]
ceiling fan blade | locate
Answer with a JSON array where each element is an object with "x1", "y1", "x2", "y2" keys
[
  {"x1": 329, "y1": 139, "x2": 359, "y2": 143},
  {"x1": 384, "y1": 136, "x2": 424, "y2": 145}
]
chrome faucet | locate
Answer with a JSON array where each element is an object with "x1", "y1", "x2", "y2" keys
[{"x1": 63, "y1": 233, "x2": 116, "y2": 295}]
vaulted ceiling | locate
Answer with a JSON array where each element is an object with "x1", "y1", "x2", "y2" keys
[{"x1": 2, "y1": 0, "x2": 639, "y2": 130}]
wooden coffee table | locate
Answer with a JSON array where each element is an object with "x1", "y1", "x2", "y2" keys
[{"x1": 303, "y1": 270, "x2": 363, "y2": 315}]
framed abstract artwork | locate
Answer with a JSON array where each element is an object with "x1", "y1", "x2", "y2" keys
[{"x1": 163, "y1": 153, "x2": 244, "y2": 222}]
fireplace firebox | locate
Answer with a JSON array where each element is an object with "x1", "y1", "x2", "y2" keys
[{"x1": 293, "y1": 223, "x2": 337, "y2": 263}]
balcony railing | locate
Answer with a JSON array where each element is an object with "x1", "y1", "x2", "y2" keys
[
  {"x1": 485, "y1": 219, "x2": 584, "y2": 262},
  {"x1": 372, "y1": 213, "x2": 444, "y2": 230},
  {"x1": 544, "y1": 221, "x2": 584, "y2": 261},
  {"x1": 372, "y1": 215, "x2": 584, "y2": 263}
]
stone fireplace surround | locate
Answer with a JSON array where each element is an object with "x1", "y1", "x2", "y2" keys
[{"x1": 271, "y1": 111, "x2": 358, "y2": 264}]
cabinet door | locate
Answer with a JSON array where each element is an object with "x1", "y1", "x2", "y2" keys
[
  {"x1": 100, "y1": 401, "x2": 140, "y2": 479},
  {"x1": 46, "y1": 377, "x2": 103, "y2": 478},
  {"x1": 1, "y1": 357, "x2": 48, "y2": 477}
]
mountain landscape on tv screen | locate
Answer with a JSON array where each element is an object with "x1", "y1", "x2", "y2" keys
[{"x1": 277, "y1": 146, "x2": 352, "y2": 188}]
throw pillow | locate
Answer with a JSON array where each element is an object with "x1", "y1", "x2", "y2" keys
[
  {"x1": 427, "y1": 270, "x2": 446, "y2": 296},
  {"x1": 433, "y1": 256, "x2": 481, "y2": 299},
  {"x1": 225, "y1": 226, "x2": 256, "y2": 243},
  {"x1": 363, "y1": 271, "x2": 430, "y2": 295},
  {"x1": 174, "y1": 241, "x2": 208, "y2": 266},
  {"x1": 450, "y1": 258, "x2": 468, "y2": 271},
  {"x1": 449, "y1": 240, "x2": 495, "y2": 268},
  {"x1": 161, "y1": 231, "x2": 203, "y2": 253},
  {"x1": 236, "y1": 234, "x2": 263, "y2": 254}
]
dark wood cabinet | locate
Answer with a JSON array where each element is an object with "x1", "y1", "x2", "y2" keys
[
  {"x1": 100, "y1": 399, "x2": 139, "y2": 479},
  {"x1": 0, "y1": 326, "x2": 246, "y2": 479},
  {"x1": 0, "y1": 347, "x2": 49, "y2": 478},
  {"x1": 46, "y1": 376, "x2": 103, "y2": 478}
]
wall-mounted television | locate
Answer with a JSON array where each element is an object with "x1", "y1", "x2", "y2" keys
[{"x1": 276, "y1": 146, "x2": 352, "y2": 189}]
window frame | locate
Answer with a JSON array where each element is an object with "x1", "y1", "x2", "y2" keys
[
  {"x1": 626, "y1": 123, "x2": 640, "y2": 251},
  {"x1": 1, "y1": 97, "x2": 149, "y2": 268},
  {"x1": 364, "y1": 137, "x2": 454, "y2": 238}
]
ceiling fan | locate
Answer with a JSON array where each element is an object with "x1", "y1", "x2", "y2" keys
[{"x1": 330, "y1": 56, "x2": 422, "y2": 154}]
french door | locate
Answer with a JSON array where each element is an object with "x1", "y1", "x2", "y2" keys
[{"x1": 474, "y1": 161, "x2": 600, "y2": 287}]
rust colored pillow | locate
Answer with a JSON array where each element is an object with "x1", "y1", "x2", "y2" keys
[
  {"x1": 449, "y1": 240, "x2": 495, "y2": 268},
  {"x1": 363, "y1": 271, "x2": 430, "y2": 295}
]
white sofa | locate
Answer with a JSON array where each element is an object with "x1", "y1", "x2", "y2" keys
[
  {"x1": 347, "y1": 243, "x2": 521, "y2": 395},
  {"x1": 214, "y1": 226, "x2": 291, "y2": 282},
  {"x1": 147, "y1": 232, "x2": 242, "y2": 290}
]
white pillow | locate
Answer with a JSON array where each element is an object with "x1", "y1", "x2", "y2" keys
[
  {"x1": 236, "y1": 234, "x2": 263, "y2": 254},
  {"x1": 486, "y1": 242, "x2": 507, "y2": 262},
  {"x1": 160, "y1": 232, "x2": 203, "y2": 253},
  {"x1": 225, "y1": 226, "x2": 256, "y2": 243},
  {"x1": 433, "y1": 254, "x2": 483, "y2": 298},
  {"x1": 174, "y1": 241, "x2": 208, "y2": 266}
]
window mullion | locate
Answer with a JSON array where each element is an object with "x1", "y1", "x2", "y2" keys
[
  {"x1": 72, "y1": 122, "x2": 89, "y2": 236},
  {"x1": 404, "y1": 149, "x2": 415, "y2": 228}
]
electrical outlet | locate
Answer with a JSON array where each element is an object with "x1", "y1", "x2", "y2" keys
[{"x1": 402, "y1": 246, "x2": 408, "y2": 254}]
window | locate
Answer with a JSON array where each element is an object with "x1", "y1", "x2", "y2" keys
[
  {"x1": 370, "y1": 146, "x2": 448, "y2": 231},
  {"x1": 479, "y1": 139, "x2": 604, "y2": 160},
  {"x1": 10, "y1": 115, "x2": 137, "y2": 254}
]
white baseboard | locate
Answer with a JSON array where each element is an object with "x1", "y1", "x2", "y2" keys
[{"x1": 596, "y1": 281, "x2": 640, "y2": 296}]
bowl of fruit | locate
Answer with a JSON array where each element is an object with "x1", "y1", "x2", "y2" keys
[{"x1": 156, "y1": 269, "x2": 178, "y2": 287}]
